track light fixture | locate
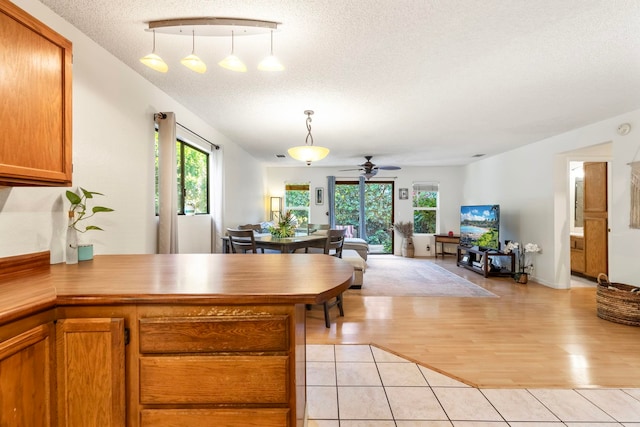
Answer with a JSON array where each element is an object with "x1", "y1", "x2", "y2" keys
[{"x1": 140, "y1": 17, "x2": 284, "y2": 74}]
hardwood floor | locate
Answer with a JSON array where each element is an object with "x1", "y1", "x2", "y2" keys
[{"x1": 306, "y1": 257, "x2": 640, "y2": 389}]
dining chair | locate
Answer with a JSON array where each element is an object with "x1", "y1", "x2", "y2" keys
[
  {"x1": 318, "y1": 229, "x2": 347, "y2": 327},
  {"x1": 237, "y1": 224, "x2": 265, "y2": 253},
  {"x1": 226, "y1": 228, "x2": 259, "y2": 253}
]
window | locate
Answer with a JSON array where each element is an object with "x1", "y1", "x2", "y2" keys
[
  {"x1": 413, "y1": 182, "x2": 439, "y2": 234},
  {"x1": 155, "y1": 130, "x2": 209, "y2": 215},
  {"x1": 285, "y1": 183, "x2": 309, "y2": 229}
]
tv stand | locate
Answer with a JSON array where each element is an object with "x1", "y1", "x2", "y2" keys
[{"x1": 456, "y1": 246, "x2": 515, "y2": 278}]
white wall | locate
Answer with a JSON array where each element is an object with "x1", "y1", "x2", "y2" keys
[
  {"x1": 465, "y1": 110, "x2": 639, "y2": 288},
  {"x1": 265, "y1": 165, "x2": 465, "y2": 256},
  {"x1": 0, "y1": 0, "x2": 264, "y2": 259}
]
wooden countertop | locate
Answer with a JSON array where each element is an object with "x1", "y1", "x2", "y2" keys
[{"x1": 0, "y1": 254, "x2": 354, "y2": 325}]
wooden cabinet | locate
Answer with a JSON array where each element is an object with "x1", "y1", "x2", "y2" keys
[
  {"x1": 0, "y1": 322, "x2": 56, "y2": 427},
  {"x1": 570, "y1": 235, "x2": 585, "y2": 274},
  {"x1": 137, "y1": 306, "x2": 303, "y2": 427},
  {"x1": 0, "y1": 0, "x2": 73, "y2": 186},
  {"x1": 457, "y1": 246, "x2": 515, "y2": 278},
  {"x1": 56, "y1": 318, "x2": 125, "y2": 427}
]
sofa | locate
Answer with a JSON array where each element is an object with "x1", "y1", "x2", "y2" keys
[{"x1": 343, "y1": 238, "x2": 369, "y2": 261}]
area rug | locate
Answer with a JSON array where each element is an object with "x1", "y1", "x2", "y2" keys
[{"x1": 350, "y1": 256, "x2": 498, "y2": 298}]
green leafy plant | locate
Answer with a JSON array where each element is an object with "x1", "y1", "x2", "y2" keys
[
  {"x1": 66, "y1": 188, "x2": 114, "y2": 233},
  {"x1": 269, "y1": 210, "x2": 297, "y2": 238}
]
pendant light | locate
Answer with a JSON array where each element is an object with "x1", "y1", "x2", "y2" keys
[
  {"x1": 218, "y1": 31, "x2": 247, "y2": 72},
  {"x1": 140, "y1": 30, "x2": 168, "y2": 73},
  {"x1": 180, "y1": 30, "x2": 207, "y2": 73},
  {"x1": 258, "y1": 30, "x2": 284, "y2": 71},
  {"x1": 288, "y1": 110, "x2": 330, "y2": 165}
]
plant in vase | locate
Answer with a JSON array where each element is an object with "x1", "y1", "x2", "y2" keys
[
  {"x1": 393, "y1": 221, "x2": 414, "y2": 257},
  {"x1": 268, "y1": 210, "x2": 298, "y2": 238},
  {"x1": 65, "y1": 188, "x2": 114, "y2": 264},
  {"x1": 504, "y1": 241, "x2": 541, "y2": 283}
]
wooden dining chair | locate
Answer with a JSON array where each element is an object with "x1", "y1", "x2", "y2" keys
[
  {"x1": 226, "y1": 228, "x2": 259, "y2": 253},
  {"x1": 237, "y1": 224, "x2": 265, "y2": 253},
  {"x1": 318, "y1": 229, "x2": 347, "y2": 327}
]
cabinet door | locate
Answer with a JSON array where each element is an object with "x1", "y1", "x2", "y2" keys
[
  {"x1": 0, "y1": 322, "x2": 55, "y2": 427},
  {"x1": 56, "y1": 318, "x2": 125, "y2": 427},
  {"x1": 0, "y1": 0, "x2": 72, "y2": 186}
]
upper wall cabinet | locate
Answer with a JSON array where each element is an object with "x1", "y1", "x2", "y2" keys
[{"x1": 0, "y1": 0, "x2": 72, "y2": 186}]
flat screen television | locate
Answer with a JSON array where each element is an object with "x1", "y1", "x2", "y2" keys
[{"x1": 460, "y1": 205, "x2": 500, "y2": 249}]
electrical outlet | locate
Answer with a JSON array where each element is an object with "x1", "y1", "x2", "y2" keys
[{"x1": 426, "y1": 245, "x2": 431, "y2": 251}]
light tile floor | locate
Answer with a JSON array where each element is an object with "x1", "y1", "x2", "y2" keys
[{"x1": 307, "y1": 344, "x2": 640, "y2": 427}]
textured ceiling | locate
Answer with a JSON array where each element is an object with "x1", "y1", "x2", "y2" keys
[{"x1": 40, "y1": 0, "x2": 640, "y2": 168}]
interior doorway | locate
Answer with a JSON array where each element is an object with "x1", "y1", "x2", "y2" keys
[
  {"x1": 334, "y1": 180, "x2": 394, "y2": 254},
  {"x1": 567, "y1": 147, "x2": 611, "y2": 286}
]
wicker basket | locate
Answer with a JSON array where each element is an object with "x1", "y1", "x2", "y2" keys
[{"x1": 596, "y1": 273, "x2": 640, "y2": 327}]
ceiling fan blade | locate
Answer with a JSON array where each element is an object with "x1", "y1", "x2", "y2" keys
[
  {"x1": 377, "y1": 166, "x2": 401, "y2": 170},
  {"x1": 339, "y1": 168, "x2": 364, "y2": 172}
]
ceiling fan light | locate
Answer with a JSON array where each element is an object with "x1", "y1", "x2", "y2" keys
[
  {"x1": 288, "y1": 145, "x2": 330, "y2": 165},
  {"x1": 140, "y1": 52, "x2": 168, "y2": 73},
  {"x1": 258, "y1": 55, "x2": 284, "y2": 71},
  {"x1": 218, "y1": 54, "x2": 247, "y2": 72},
  {"x1": 181, "y1": 54, "x2": 207, "y2": 73}
]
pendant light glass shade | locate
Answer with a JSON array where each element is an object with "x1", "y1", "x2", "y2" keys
[
  {"x1": 288, "y1": 110, "x2": 329, "y2": 165},
  {"x1": 218, "y1": 31, "x2": 247, "y2": 72},
  {"x1": 181, "y1": 30, "x2": 207, "y2": 73},
  {"x1": 140, "y1": 30, "x2": 168, "y2": 73},
  {"x1": 287, "y1": 145, "x2": 330, "y2": 165},
  {"x1": 258, "y1": 31, "x2": 284, "y2": 71}
]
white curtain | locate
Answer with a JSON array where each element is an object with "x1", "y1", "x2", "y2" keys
[
  {"x1": 211, "y1": 147, "x2": 225, "y2": 252},
  {"x1": 631, "y1": 161, "x2": 640, "y2": 229},
  {"x1": 156, "y1": 112, "x2": 179, "y2": 253}
]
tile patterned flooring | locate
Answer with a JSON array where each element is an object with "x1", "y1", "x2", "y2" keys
[{"x1": 307, "y1": 344, "x2": 640, "y2": 427}]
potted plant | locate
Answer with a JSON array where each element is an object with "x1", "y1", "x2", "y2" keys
[
  {"x1": 393, "y1": 221, "x2": 414, "y2": 257},
  {"x1": 268, "y1": 210, "x2": 297, "y2": 238},
  {"x1": 66, "y1": 188, "x2": 114, "y2": 263},
  {"x1": 504, "y1": 241, "x2": 541, "y2": 284}
]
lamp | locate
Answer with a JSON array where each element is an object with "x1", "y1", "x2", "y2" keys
[
  {"x1": 142, "y1": 17, "x2": 283, "y2": 73},
  {"x1": 218, "y1": 31, "x2": 247, "y2": 72},
  {"x1": 258, "y1": 30, "x2": 284, "y2": 71},
  {"x1": 288, "y1": 110, "x2": 330, "y2": 166},
  {"x1": 180, "y1": 30, "x2": 206, "y2": 73},
  {"x1": 140, "y1": 30, "x2": 168, "y2": 73},
  {"x1": 270, "y1": 196, "x2": 282, "y2": 221}
]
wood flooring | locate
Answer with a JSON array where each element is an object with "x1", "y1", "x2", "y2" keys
[{"x1": 306, "y1": 257, "x2": 640, "y2": 389}]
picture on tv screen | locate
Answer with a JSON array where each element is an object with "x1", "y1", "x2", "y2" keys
[{"x1": 460, "y1": 205, "x2": 500, "y2": 249}]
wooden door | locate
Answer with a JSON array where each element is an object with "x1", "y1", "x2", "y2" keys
[
  {"x1": 57, "y1": 318, "x2": 125, "y2": 427},
  {"x1": 583, "y1": 162, "x2": 608, "y2": 278}
]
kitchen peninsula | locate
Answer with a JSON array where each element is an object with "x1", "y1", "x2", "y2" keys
[{"x1": 0, "y1": 252, "x2": 353, "y2": 427}]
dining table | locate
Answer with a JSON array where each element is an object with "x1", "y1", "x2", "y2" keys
[{"x1": 222, "y1": 233, "x2": 328, "y2": 253}]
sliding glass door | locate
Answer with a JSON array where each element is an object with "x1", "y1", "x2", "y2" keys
[{"x1": 335, "y1": 180, "x2": 394, "y2": 254}]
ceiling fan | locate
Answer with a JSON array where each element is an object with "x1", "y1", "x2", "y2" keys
[{"x1": 341, "y1": 156, "x2": 401, "y2": 180}]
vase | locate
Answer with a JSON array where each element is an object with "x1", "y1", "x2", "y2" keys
[
  {"x1": 515, "y1": 272, "x2": 528, "y2": 284},
  {"x1": 402, "y1": 237, "x2": 415, "y2": 258},
  {"x1": 66, "y1": 224, "x2": 78, "y2": 264}
]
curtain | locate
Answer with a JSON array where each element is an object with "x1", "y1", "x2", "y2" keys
[
  {"x1": 156, "y1": 112, "x2": 179, "y2": 254},
  {"x1": 211, "y1": 147, "x2": 225, "y2": 252},
  {"x1": 327, "y1": 176, "x2": 336, "y2": 228},
  {"x1": 631, "y1": 161, "x2": 640, "y2": 229},
  {"x1": 358, "y1": 176, "x2": 367, "y2": 240}
]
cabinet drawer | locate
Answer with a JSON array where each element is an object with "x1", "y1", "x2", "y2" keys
[
  {"x1": 139, "y1": 315, "x2": 289, "y2": 353},
  {"x1": 140, "y1": 408, "x2": 289, "y2": 427},
  {"x1": 140, "y1": 355, "x2": 289, "y2": 404}
]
